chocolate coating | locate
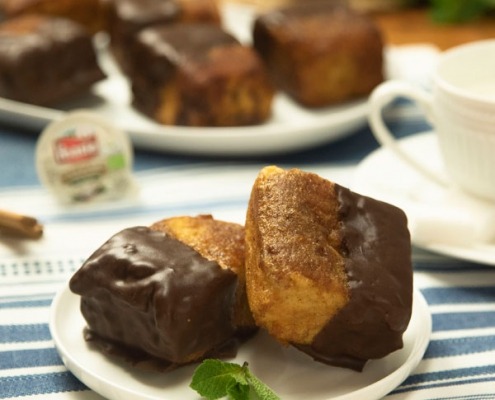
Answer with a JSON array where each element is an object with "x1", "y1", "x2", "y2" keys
[
  {"x1": 104, "y1": 0, "x2": 180, "y2": 73},
  {"x1": 129, "y1": 23, "x2": 274, "y2": 126},
  {"x1": 137, "y1": 23, "x2": 239, "y2": 64},
  {"x1": 0, "y1": 14, "x2": 105, "y2": 105},
  {"x1": 245, "y1": 166, "x2": 412, "y2": 371},
  {"x1": 295, "y1": 184, "x2": 413, "y2": 371},
  {"x1": 69, "y1": 226, "x2": 242, "y2": 370},
  {"x1": 129, "y1": 23, "x2": 237, "y2": 118},
  {"x1": 0, "y1": 0, "x2": 107, "y2": 33},
  {"x1": 105, "y1": 0, "x2": 220, "y2": 73},
  {"x1": 112, "y1": 0, "x2": 179, "y2": 26}
]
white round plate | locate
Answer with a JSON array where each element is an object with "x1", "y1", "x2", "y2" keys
[
  {"x1": 353, "y1": 132, "x2": 495, "y2": 266},
  {"x1": 50, "y1": 286, "x2": 430, "y2": 400},
  {"x1": 0, "y1": 3, "x2": 375, "y2": 157}
]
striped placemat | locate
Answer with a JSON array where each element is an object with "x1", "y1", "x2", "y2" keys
[{"x1": 1, "y1": 162, "x2": 495, "y2": 400}]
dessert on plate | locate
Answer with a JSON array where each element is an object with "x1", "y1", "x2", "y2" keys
[
  {"x1": 150, "y1": 215, "x2": 256, "y2": 335},
  {"x1": 70, "y1": 215, "x2": 256, "y2": 371},
  {"x1": 69, "y1": 167, "x2": 413, "y2": 373},
  {"x1": 127, "y1": 23, "x2": 275, "y2": 126},
  {"x1": 0, "y1": 0, "x2": 106, "y2": 33},
  {"x1": 103, "y1": 0, "x2": 221, "y2": 72},
  {"x1": 253, "y1": 1, "x2": 384, "y2": 107},
  {"x1": 245, "y1": 166, "x2": 413, "y2": 370},
  {"x1": 0, "y1": 14, "x2": 105, "y2": 106}
]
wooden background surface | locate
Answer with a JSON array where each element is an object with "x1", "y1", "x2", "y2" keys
[
  {"x1": 225, "y1": 0, "x2": 495, "y2": 50},
  {"x1": 372, "y1": 6, "x2": 495, "y2": 50}
]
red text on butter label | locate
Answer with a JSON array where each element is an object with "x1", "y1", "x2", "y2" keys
[{"x1": 54, "y1": 135, "x2": 99, "y2": 164}]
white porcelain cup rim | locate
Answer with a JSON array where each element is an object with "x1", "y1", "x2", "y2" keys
[{"x1": 434, "y1": 39, "x2": 495, "y2": 107}]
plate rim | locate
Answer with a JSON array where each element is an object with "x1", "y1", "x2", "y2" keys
[
  {"x1": 49, "y1": 285, "x2": 431, "y2": 400},
  {"x1": 0, "y1": 91, "x2": 369, "y2": 157}
]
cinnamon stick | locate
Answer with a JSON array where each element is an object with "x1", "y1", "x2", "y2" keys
[{"x1": 0, "y1": 209, "x2": 43, "y2": 239}]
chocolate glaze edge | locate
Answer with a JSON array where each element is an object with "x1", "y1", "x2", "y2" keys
[
  {"x1": 70, "y1": 226, "x2": 252, "y2": 371},
  {"x1": 129, "y1": 24, "x2": 240, "y2": 122},
  {"x1": 295, "y1": 184, "x2": 413, "y2": 371},
  {"x1": 0, "y1": 15, "x2": 105, "y2": 105}
]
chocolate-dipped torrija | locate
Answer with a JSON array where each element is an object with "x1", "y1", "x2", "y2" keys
[
  {"x1": 150, "y1": 215, "x2": 256, "y2": 336},
  {"x1": 103, "y1": 0, "x2": 180, "y2": 71},
  {"x1": 253, "y1": 1, "x2": 383, "y2": 107},
  {"x1": 0, "y1": 14, "x2": 105, "y2": 105},
  {"x1": 70, "y1": 225, "x2": 252, "y2": 371},
  {"x1": 245, "y1": 166, "x2": 413, "y2": 371},
  {"x1": 127, "y1": 23, "x2": 274, "y2": 126},
  {"x1": 0, "y1": 0, "x2": 107, "y2": 33}
]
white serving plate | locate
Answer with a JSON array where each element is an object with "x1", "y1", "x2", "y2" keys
[
  {"x1": 0, "y1": 3, "x2": 374, "y2": 156},
  {"x1": 50, "y1": 286, "x2": 431, "y2": 400}
]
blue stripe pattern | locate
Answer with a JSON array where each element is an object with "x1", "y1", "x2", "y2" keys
[
  {"x1": 412, "y1": 260, "x2": 495, "y2": 272},
  {"x1": 0, "y1": 299, "x2": 52, "y2": 309},
  {"x1": 425, "y1": 336, "x2": 495, "y2": 358},
  {"x1": 1, "y1": 259, "x2": 494, "y2": 398},
  {"x1": 429, "y1": 395, "x2": 495, "y2": 400},
  {"x1": 0, "y1": 109, "x2": 494, "y2": 398},
  {"x1": 0, "y1": 348, "x2": 63, "y2": 370},
  {"x1": 394, "y1": 376, "x2": 495, "y2": 395},
  {"x1": 0, "y1": 372, "x2": 87, "y2": 399},
  {"x1": 433, "y1": 311, "x2": 495, "y2": 331},
  {"x1": 0, "y1": 324, "x2": 52, "y2": 343},
  {"x1": 421, "y1": 287, "x2": 495, "y2": 305},
  {"x1": 403, "y1": 365, "x2": 495, "y2": 386},
  {"x1": 0, "y1": 258, "x2": 84, "y2": 278},
  {"x1": 389, "y1": 257, "x2": 495, "y2": 396}
]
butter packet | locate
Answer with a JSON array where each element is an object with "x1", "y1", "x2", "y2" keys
[{"x1": 36, "y1": 110, "x2": 136, "y2": 204}]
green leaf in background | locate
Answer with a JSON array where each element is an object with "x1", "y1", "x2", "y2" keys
[
  {"x1": 190, "y1": 359, "x2": 281, "y2": 400},
  {"x1": 430, "y1": 0, "x2": 495, "y2": 23}
]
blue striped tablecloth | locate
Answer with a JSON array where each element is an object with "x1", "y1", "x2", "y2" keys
[
  {"x1": 1, "y1": 49, "x2": 495, "y2": 399},
  {"x1": 2, "y1": 134, "x2": 495, "y2": 399}
]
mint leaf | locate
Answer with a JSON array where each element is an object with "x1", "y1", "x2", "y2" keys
[
  {"x1": 246, "y1": 370, "x2": 281, "y2": 400},
  {"x1": 226, "y1": 381, "x2": 250, "y2": 400},
  {"x1": 190, "y1": 359, "x2": 248, "y2": 399},
  {"x1": 190, "y1": 359, "x2": 280, "y2": 400}
]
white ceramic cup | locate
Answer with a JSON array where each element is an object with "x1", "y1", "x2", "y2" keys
[{"x1": 369, "y1": 39, "x2": 495, "y2": 202}]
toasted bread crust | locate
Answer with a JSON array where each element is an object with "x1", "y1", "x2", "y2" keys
[
  {"x1": 245, "y1": 166, "x2": 349, "y2": 344},
  {"x1": 151, "y1": 215, "x2": 256, "y2": 333}
]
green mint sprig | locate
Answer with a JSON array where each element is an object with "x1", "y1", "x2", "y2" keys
[
  {"x1": 190, "y1": 359, "x2": 281, "y2": 400},
  {"x1": 430, "y1": 0, "x2": 495, "y2": 23}
]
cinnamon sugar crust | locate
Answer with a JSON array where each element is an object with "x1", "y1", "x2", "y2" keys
[
  {"x1": 253, "y1": 2, "x2": 384, "y2": 107},
  {"x1": 245, "y1": 166, "x2": 349, "y2": 344},
  {"x1": 245, "y1": 166, "x2": 413, "y2": 371},
  {"x1": 150, "y1": 215, "x2": 256, "y2": 334}
]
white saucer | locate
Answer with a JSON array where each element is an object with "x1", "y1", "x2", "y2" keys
[
  {"x1": 50, "y1": 286, "x2": 430, "y2": 400},
  {"x1": 353, "y1": 132, "x2": 495, "y2": 266}
]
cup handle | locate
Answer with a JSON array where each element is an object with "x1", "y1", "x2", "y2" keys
[{"x1": 368, "y1": 80, "x2": 449, "y2": 187}]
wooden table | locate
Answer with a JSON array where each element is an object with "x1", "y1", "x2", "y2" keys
[
  {"x1": 372, "y1": 7, "x2": 495, "y2": 50},
  {"x1": 227, "y1": 1, "x2": 495, "y2": 50}
]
